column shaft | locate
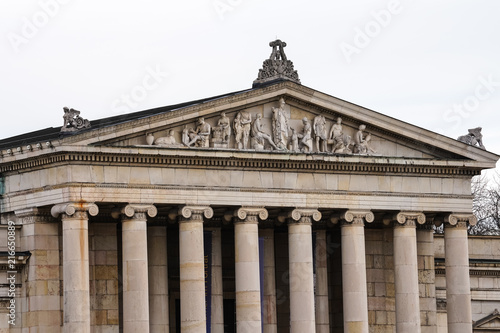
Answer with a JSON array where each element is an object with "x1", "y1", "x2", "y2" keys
[
  {"x1": 393, "y1": 223, "x2": 421, "y2": 332},
  {"x1": 315, "y1": 229, "x2": 330, "y2": 333},
  {"x1": 341, "y1": 222, "x2": 369, "y2": 332},
  {"x1": 122, "y1": 217, "x2": 150, "y2": 332},
  {"x1": 288, "y1": 221, "x2": 315, "y2": 332},
  {"x1": 148, "y1": 226, "x2": 169, "y2": 332},
  {"x1": 445, "y1": 223, "x2": 472, "y2": 333},
  {"x1": 179, "y1": 214, "x2": 206, "y2": 332},
  {"x1": 62, "y1": 213, "x2": 91, "y2": 333},
  {"x1": 235, "y1": 219, "x2": 262, "y2": 332}
]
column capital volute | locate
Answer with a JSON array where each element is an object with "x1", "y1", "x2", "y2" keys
[
  {"x1": 51, "y1": 202, "x2": 99, "y2": 218},
  {"x1": 120, "y1": 204, "x2": 157, "y2": 220},
  {"x1": 341, "y1": 210, "x2": 374, "y2": 225},
  {"x1": 179, "y1": 205, "x2": 213, "y2": 221},
  {"x1": 234, "y1": 207, "x2": 268, "y2": 223},
  {"x1": 288, "y1": 208, "x2": 321, "y2": 224},
  {"x1": 445, "y1": 213, "x2": 477, "y2": 228},
  {"x1": 394, "y1": 211, "x2": 426, "y2": 227}
]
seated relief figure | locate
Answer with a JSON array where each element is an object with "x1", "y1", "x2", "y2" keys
[
  {"x1": 211, "y1": 112, "x2": 231, "y2": 148},
  {"x1": 353, "y1": 124, "x2": 376, "y2": 154},
  {"x1": 297, "y1": 117, "x2": 313, "y2": 153},
  {"x1": 328, "y1": 117, "x2": 352, "y2": 154},
  {"x1": 186, "y1": 117, "x2": 211, "y2": 147},
  {"x1": 313, "y1": 115, "x2": 328, "y2": 152},
  {"x1": 250, "y1": 114, "x2": 279, "y2": 150}
]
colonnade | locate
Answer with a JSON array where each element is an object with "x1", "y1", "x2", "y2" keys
[{"x1": 50, "y1": 202, "x2": 476, "y2": 333}]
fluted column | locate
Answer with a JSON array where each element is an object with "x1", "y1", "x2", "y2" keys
[
  {"x1": 444, "y1": 213, "x2": 476, "y2": 333},
  {"x1": 148, "y1": 225, "x2": 169, "y2": 332},
  {"x1": 288, "y1": 208, "x2": 320, "y2": 333},
  {"x1": 179, "y1": 205, "x2": 213, "y2": 333},
  {"x1": 234, "y1": 207, "x2": 267, "y2": 332},
  {"x1": 120, "y1": 204, "x2": 157, "y2": 332},
  {"x1": 51, "y1": 202, "x2": 99, "y2": 333},
  {"x1": 315, "y1": 229, "x2": 330, "y2": 333},
  {"x1": 393, "y1": 212, "x2": 425, "y2": 332},
  {"x1": 260, "y1": 228, "x2": 277, "y2": 333},
  {"x1": 340, "y1": 210, "x2": 373, "y2": 333}
]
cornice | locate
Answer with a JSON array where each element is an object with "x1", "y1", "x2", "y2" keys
[{"x1": 0, "y1": 149, "x2": 482, "y2": 177}]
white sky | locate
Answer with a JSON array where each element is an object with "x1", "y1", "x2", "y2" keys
[{"x1": 1, "y1": 0, "x2": 499, "y2": 169}]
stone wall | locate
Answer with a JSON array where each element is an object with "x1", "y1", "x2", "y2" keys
[{"x1": 89, "y1": 223, "x2": 119, "y2": 333}]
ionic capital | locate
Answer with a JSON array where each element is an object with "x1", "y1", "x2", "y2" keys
[
  {"x1": 179, "y1": 205, "x2": 213, "y2": 222},
  {"x1": 445, "y1": 213, "x2": 477, "y2": 229},
  {"x1": 394, "y1": 211, "x2": 426, "y2": 227},
  {"x1": 234, "y1": 207, "x2": 268, "y2": 223},
  {"x1": 51, "y1": 202, "x2": 99, "y2": 219},
  {"x1": 288, "y1": 208, "x2": 321, "y2": 225},
  {"x1": 341, "y1": 210, "x2": 374, "y2": 226},
  {"x1": 121, "y1": 204, "x2": 157, "y2": 221}
]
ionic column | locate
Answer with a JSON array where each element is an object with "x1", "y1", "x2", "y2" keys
[
  {"x1": 444, "y1": 214, "x2": 476, "y2": 333},
  {"x1": 260, "y1": 228, "x2": 277, "y2": 333},
  {"x1": 340, "y1": 210, "x2": 373, "y2": 333},
  {"x1": 288, "y1": 208, "x2": 321, "y2": 333},
  {"x1": 179, "y1": 206, "x2": 213, "y2": 333},
  {"x1": 51, "y1": 202, "x2": 99, "y2": 333},
  {"x1": 210, "y1": 227, "x2": 224, "y2": 333},
  {"x1": 148, "y1": 225, "x2": 169, "y2": 332},
  {"x1": 120, "y1": 204, "x2": 157, "y2": 332},
  {"x1": 315, "y1": 228, "x2": 330, "y2": 333},
  {"x1": 393, "y1": 212, "x2": 425, "y2": 332},
  {"x1": 234, "y1": 207, "x2": 267, "y2": 332}
]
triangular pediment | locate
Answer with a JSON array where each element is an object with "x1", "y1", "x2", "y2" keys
[
  {"x1": 474, "y1": 309, "x2": 500, "y2": 330},
  {"x1": 1, "y1": 81, "x2": 498, "y2": 168}
]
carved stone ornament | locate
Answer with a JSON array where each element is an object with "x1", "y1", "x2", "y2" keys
[
  {"x1": 394, "y1": 211, "x2": 426, "y2": 226},
  {"x1": 51, "y1": 202, "x2": 99, "y2": 218},
  {"x1": 61, "y1": 107, "x2": 91, "y2": 132},
  {"x1": 234, "y1": 207, "x2": 269, "y2": 223},
  {"x1": 179, "y1": 205, "x2": 214, "y2": 221},
  {"x1": 288, "y1": 208, "x2": 322, "y2": 224},
  {"x1": 253, "y1": 39, "x2": 301, "y2": 88},
  {"x1": 457, "y1": 127, "x2": 486, "y2": 150},
  {"x1": 445, "y1": 213, "x2": 478, "y2": 228},
  {"x1": 341, "y1": 210, "x2": 375, "y2": 225}
]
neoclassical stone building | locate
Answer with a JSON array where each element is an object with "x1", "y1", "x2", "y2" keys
[{"x1": 0, "y1": 41, "x2": 499, "y2": 333}]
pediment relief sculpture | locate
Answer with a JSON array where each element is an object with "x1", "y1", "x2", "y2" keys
[{"x1": 144, "y1": 98, "x2": 381, "y2": 156}]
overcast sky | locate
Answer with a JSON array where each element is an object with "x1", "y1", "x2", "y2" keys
[{"x1": 1, "y1": 0, "x2": 499, "y2": 168}]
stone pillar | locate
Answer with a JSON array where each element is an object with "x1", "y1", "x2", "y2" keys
[
  {"x1": 51, "y1": 202, "x2": 99, "y2": 333},
  {"x1": 315, "y1": 228, "x2": 330, "y2": 333},
  {"x1": 340, "y1": 210, "x2": 373, "y2": 333},
  {"x1": 288, "y1": 208, "x2": 320, "y2": 333},
  {"x1": 260, "y1": 228, "x2": 277, "y2": 333},
  {"x1": 210, "y1": 227, "x2": 224, "y2": 333},
  {"x1": 417, "y1": 223, "x2": 438, "y2": 333},
  {"x1": 120, "y1": 204, "x2": 157, "y2": 332},
  {"x1": 179, "y1": 205, "x2": 213, "y2": 333},
  {"x1": 148, "y1": 225, "x2": 169, "y2": 332},
  {"x1": 444, "y1": 214, "x2": 476, "y2": 333},
  {"x1": 17, "y1": 208, "x2": 61, "y2": 332},
  {"x1": 234, "y1": 207, "x2": 267, "y2": 332},
  {"x1": 393, "y1": 212, "x2": 425, "y2": 332}
]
